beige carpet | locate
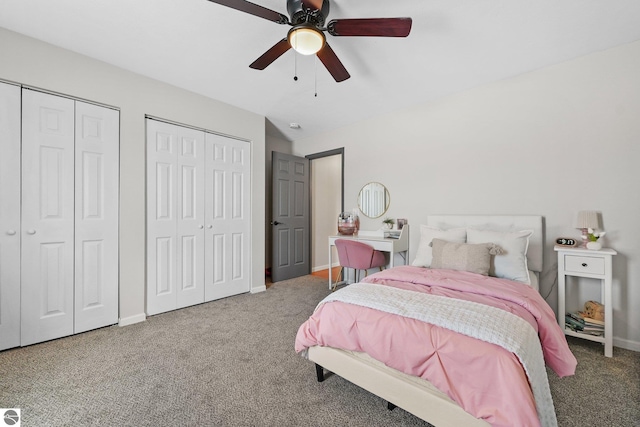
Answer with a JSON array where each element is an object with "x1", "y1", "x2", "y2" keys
[{"x1": 1, "y1": 274, "x2": 638, "y2": 426}]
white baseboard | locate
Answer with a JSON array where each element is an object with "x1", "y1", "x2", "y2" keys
[
  {"x1": 614, "y1": 336, "x2": 640, "y2": 353},
  {"x1": 251, "y1": 285, "x2": 267, "y2": 294},
  {"x1": 118, "y1": 313, "x2": 146, "y2": 327},
  {"x1": 312, "y1": 262, "x2": 340, "y2": 272}
]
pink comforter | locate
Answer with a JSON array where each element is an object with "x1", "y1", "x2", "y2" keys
[{"x1": 295, "y1": 266, "x2": 576, "y2": 427}]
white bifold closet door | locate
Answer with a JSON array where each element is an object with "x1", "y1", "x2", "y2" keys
[
  {"x1": 19, "y1": 89, "x2": 119, "y2": 347},
  {"x1": 0, "y1": 82, "x2": 21, "y2": 351},
  {"x1": 146, "y1": 119, "x2": 250, "y2": 316},
  {"x1": 146, "y1": 120, "x2": 206, "y2": 315},
  {"x1": 204, "y1": 132, "x2": 251, "y2": 302}
]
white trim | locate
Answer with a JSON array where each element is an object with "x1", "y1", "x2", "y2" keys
[
  {"x1": 145, "y1": 115, "x2": 251, "y2": 143},
  {"x1": 118, "y1": 313, "x2": 146, "y2": 327},
  {"x1": 312, "y1": 264, "x2": 329, "y2": 272},
  {"x1": 251, "y1": 285, "x2": 267, "y2": 294},
  {"x1": 614, "y1": 336, "x2": 640, "y2": 353}
]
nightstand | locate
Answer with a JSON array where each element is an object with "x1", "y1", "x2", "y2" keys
[{"x1": 554, "y1": 245, "x2": 616, "y2": 357}]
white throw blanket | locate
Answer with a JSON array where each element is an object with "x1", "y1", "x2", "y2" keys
[{"x1": 319, "y1": 282, "x2": 557, "y2": 427}]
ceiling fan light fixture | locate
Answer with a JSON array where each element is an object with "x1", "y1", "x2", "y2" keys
[{"x1": 288, "y1": 25, "x2": 325, "y2": 55}]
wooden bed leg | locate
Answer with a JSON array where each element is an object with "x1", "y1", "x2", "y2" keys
[
  {"x1": 387, "y1": 402, "x2": 397, "y2": 411},
  {"x1": 315, "y1": 364, "x2": 325, "y2": 382}
]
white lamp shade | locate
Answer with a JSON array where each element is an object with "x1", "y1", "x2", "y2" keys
[
  {"x1": 576, "y1": 211, "x2": 600, "y2": 229},
  {"x1": 288, "y1": 27, "x2": 325, "y2": 55}
]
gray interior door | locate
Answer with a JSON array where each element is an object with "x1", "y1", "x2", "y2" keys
[{"x1": 271, "y1": 152, "x2": 310, "y2": 282}]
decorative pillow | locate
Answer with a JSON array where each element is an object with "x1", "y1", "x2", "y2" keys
[
  {"x1": 466, "y1": 229, "x2": 534, "y2": 284},
  {"x1": 431, "y1": 239, "x2": 502, "y2": 276},
  {"x1": 411, "y1": 225, "x2": 466, "y2": 267}
]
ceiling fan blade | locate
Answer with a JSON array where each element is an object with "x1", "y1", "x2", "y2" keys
[
  {"x1": 249, "y1": 39, "x2": 292, "y2": 70},
  {"x1": 206, "y1": 0, "x2": 289, "y2": 24},
  {"x1": 301, "y1": 0, "x2": 324, "y2": 11},
  {"x1": 327, "y1": 18, "x2": 412, "y2": 37},
  {"x1": 316, "y1": 43, "x2": 350, "y2": 82}
]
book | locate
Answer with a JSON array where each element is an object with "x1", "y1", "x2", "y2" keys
[
  {"x1": 570, "y1": 310, "x2": 605, "y2": 326},
  {"x1": 578, "y1": 329, "x2": 604, "y2": 336},
  {"x1": 565, "y1": 315, "x2": 585, "y2": 330},
  {"x1": 565, "y1": 313, "x2": 603, "y2": 327},
  {"x1": 565, "y1": 319, "x2": 604, "y2": 336}
]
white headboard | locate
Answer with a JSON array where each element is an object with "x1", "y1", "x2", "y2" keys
[{"x1": 426, "y1": 215, "x2": 544, "y2": 273}]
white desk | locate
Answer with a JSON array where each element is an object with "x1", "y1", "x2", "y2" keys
[{"x1": 328, "y1": 225, "x2": 410, "y2": 289}]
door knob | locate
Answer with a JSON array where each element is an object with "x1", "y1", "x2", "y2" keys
[
  {"x1": 207, "y1": 225, "x2": 213, "y2": 229},
  {"x1": 27, "y1": 229, "x2": 36, "y2": 235},
  {"x1": 199, "y1": 225, "x2": 204, "y2": 229},
  {"x1": 271, "y1": 221, "x2": 282, "y2": 226},
  {"x1": 6, "y1": 230, "x2": 16, "y2": 236}
]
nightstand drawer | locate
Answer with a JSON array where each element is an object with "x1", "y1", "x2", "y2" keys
[{"x1": 564, "y1": 255, "x2": 605, "y2": 275}]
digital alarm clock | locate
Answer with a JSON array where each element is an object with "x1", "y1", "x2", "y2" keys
[{"x1": 555, "y1": 237, "x2": 576, "y2": 247}]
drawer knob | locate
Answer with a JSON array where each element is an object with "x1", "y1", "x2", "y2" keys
[{"x1": 582, "y1": 263, "x2": 588, "y2": 267}]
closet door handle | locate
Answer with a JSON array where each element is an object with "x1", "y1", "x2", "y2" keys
[
  {"x1": 207, "y1": 225, "x2": 213, "y2": 229},
  {"x1": 6, "y1": 230, "x2": 16, "y2": 236},
  {"x1": 198, "y1": 225, "x2": 204, "y2": 229},
  {"x1": 26, "y1": 229, "x2": 36, "y2": 235}
]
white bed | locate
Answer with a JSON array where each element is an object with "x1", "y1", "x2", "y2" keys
[{"x1": 304, "y1": 215, "x2": 549, "y2": 426}]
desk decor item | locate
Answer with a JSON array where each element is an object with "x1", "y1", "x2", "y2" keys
[
  {"x1": 382, "y1": 217, "x2": 395, "y2": 229},
  {"x1": 338, "y1": 212, "x2": 359, "y2": 235}
]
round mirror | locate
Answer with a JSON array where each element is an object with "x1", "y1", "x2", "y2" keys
[{"x1": 357, "y1": 182, "x2": 390, "y2": 218}]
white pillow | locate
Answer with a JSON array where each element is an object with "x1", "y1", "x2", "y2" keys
[
  {"x1": 412, "y1": 225, "x2": 466, "y2": 267},
  {"x1": 466, "y1": 229, "x2": 533, "y2": 284}
]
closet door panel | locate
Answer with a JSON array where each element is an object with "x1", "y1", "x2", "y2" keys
[
  {"x1": 21, "y1": 89, "x2": 75, "y2": 346},
  {"x1": 74, "y1": 101, "x2": 119, "y2": 333},
  {"x1": 176, "y1": 128, "x2": 205, "y2": 309},
  {"x1": 204, "y1": 134, "x2": 250, "y2": 301},
  {"x1": 0, "y1": 82, "x2": 21, "y2": 351},
  {"x1": 147, "y1": 119, "x2": 178, "y2": 315}
]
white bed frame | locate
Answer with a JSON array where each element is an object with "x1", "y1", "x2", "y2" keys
[{"x1": 308, "y1": 215, "x2": 544, "y2": 427}]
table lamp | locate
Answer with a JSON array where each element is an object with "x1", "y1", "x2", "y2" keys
[{"x1": 576, "y1": 211, "x2": 600, "y2": 248}]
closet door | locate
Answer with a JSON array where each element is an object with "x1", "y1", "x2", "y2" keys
[
  {"x1": 74, "y1": 101, "x2": 120, "y2": 333},
  {"x1": 175, "y1": 127, "x2": 205, "y2": 309},
  {"x1": 204, "y1": 133, "x2": 251, "y2": 301},
  {"x1": 21, "y1": 90, "x2": 75, "y2": 346},
  {"x1": 0, "y1": 82, "x2": 21, "y2": 351},
  {"x1": 147, "y1": 119, "x2": 205, "y2": 315},
  {"x1": 147, "y1": 120, "x2": 178, "y2": 315}
]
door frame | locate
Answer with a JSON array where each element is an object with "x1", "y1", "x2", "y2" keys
[{"x1": 306, "y1": 148, "x2": 344, "y2": 273}]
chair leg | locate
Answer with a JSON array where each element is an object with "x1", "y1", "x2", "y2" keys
[{"x1": 332, "y1": 267, "x2": 344, "y2": 292}]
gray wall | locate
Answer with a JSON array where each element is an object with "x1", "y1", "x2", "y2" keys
[
  {"x1": 0, "y1": 28, "x2": 266, "y2": 324},
  {"x1": 292, "y1": 41, "x2": 640, "y2": 351}
]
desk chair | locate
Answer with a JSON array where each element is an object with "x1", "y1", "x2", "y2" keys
[{"x1": 333, "y1": 239, "x2": 386, "y2": 291}]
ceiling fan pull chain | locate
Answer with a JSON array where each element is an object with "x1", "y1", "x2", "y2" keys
[
  {"x1": 294, "y1": 51, "x2": 298, "y2": 81},
  {"x1": 314, "y1": 55, "x2": 318, "y2": 97}
]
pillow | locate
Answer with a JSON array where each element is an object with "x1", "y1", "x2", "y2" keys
[
  {"x1": 431, "y1": 238, "x2": 501, "y2": 276},
  {"x1": 466, "y1": 229, "x2": 534, "y2": 284},
  {"x1": 411, "y1": 225, "x2": 466, "y2": 267}
]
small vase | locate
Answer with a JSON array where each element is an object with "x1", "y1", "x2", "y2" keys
[{"x1": 586, "y1": 241, "x2": 602, "y2": 250}]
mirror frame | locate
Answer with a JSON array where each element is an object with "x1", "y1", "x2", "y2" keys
[{"x1": 357, "y1": 182, "x2": 390, "y2": 219}]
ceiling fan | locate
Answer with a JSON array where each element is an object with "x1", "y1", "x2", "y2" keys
[{"x1": 206, "y1": 0, "x2": 412, "y2": 82}]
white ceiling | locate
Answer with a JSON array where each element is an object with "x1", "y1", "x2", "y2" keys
[{"x1": 2, "y1": 0, "x2": 640, "y2": 141}]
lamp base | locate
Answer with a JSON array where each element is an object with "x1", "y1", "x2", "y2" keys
[{"x1": 580, "y1": 228, "x2": 589, "y2": 248}]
